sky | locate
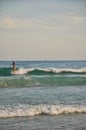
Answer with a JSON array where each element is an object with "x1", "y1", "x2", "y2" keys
[{"x1": 0, "y1": 0, "x2": 86, "y2": 60}]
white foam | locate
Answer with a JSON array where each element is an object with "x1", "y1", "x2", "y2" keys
[
  {"x1": 24, "y1": 67, "x2": 86, "y2": 73},
  {"x1": 0, "y1": 104, "x2": 86, "y2": 118},
  {"x1": 47, "y1": 68, "x2": 86, "y2": 73}
]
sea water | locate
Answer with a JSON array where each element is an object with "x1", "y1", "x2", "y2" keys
[{"x1": 0, "y1": 61, "x2": 86, "y2": 130}]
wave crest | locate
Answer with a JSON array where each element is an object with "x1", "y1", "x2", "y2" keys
[{"x1": 8, "y1": 67, "x2": 86, "y2": 75}]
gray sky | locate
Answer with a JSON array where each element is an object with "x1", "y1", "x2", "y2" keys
[{"x1": 0, "y1": 0, "x2": 86, "y2": 60}]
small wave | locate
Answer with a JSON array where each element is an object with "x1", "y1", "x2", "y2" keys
[
  {"x1": 0, "y1": 67, "x2": 86, "y2": 76},
  {"x1": 0, "y1": 104, "x2": 86, "y2": 118}
]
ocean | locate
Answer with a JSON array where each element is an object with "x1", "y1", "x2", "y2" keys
[{"x1": 0, "y1": 60, "x2": 86, "y2": 130}]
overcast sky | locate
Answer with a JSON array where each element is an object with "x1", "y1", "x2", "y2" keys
[{"x1": 0, "y1": 0, "x2": 86, "y2": 60}]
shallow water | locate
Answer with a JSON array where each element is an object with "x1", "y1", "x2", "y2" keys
[{"x1": 0, "y1": 114, "x2": 86, "y2": 130}]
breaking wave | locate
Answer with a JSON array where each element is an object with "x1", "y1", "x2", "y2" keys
[
  {"x1": 0, "y1": 67, "x2": 86, "y2": 76},
  {"x1": 0, "y1": 67, "x2": 86, "y2": 87},
  {"x1": 0, "y1": 104, "x2": 86, "y2": 118}
]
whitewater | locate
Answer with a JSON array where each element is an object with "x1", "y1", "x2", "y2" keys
[{"x1": 0, "y1": 104, "x2": 86, "y2": 118}]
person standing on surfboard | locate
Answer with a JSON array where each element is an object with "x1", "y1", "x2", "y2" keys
[{"x1": 12, "y1": 61, "x2": 16, "y2": 72}]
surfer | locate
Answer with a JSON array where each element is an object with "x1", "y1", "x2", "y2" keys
[{"x1": 12, "y1": 61, "x2": 16, "y2": 72}]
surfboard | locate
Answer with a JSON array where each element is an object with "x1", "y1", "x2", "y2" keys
[{"x1": 11, "y1": 68, "x2": 27, "y2": 75}]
